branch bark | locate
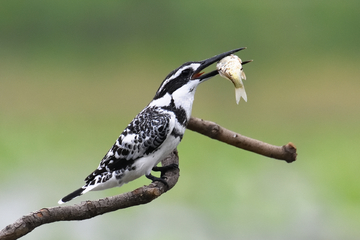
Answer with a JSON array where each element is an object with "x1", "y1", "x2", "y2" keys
[
  {"x1": 187, "y1": 117, "x2": 297, "y2": 163},
  {"x1": 0, "y1": 117, "x2": 297, "y2": 240}
]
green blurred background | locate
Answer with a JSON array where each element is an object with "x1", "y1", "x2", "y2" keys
[{"x1": 1, "y1": 0, "x2": 359, "y2": 239}]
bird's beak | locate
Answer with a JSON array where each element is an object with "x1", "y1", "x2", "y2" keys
[{"x1": 192, "y1": 47, "x2": 248, "y2": 81}]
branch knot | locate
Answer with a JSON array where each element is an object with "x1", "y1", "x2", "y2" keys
[{"x1": 210, "y1": 124, "x2": 220, "y2": 138}]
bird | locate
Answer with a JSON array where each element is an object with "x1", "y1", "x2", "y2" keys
[{"x1": 58, "y1": 47, "x2": 248, "y2": 204}]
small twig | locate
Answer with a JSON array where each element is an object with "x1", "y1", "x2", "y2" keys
[
  {"x1": 187, "y1": 117, "x2": 297, "y2": 163},
  {"x1": 0, "y1": 150, "x2": 180, "y2": 240}
]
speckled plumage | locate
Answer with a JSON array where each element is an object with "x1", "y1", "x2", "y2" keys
[{"x1": 83, "y1": 106, "x2": 178, "y2": 190}]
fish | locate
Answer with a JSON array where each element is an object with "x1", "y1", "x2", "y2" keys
[{"x1": 216, "y1": 54, "x2": 252, "y2": 104}]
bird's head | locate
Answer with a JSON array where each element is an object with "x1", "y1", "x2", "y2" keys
[{"x1": 153, "y1": 48, "x2": 249, "y2": 101}]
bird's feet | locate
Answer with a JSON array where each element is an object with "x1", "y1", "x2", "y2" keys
[
  {"x1": 152, "y1": 163, "x2": 179, "y2": 178},
  {"x1": 145, "y1": 173, "x2": 169, "y2": 187},
  {"x1": 146, "y1": 164, "x2": 179, "y2": 187}
]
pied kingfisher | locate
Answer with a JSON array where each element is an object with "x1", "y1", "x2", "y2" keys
[{"x1": 58, "y1": 48, "x2": 248, "y2": 204}]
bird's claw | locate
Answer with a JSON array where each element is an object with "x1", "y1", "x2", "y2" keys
[
  {"x1": 152, "y1": 163, "x2": 179, "y2": 172},
  {"x1": 145, "y1": 174, "x2": 169, "y2": 188},
  {"x1": 152, "y1": 163, "x2": 179, "y2": 178}
]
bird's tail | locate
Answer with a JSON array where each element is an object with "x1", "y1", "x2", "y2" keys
[{"x1": 58, "y1": 187, "x2": 86, "y2": 204}]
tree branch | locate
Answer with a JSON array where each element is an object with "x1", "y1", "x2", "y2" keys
[
  {"x1": 0, "y1": 117, "x2": 297, "y2": 240},
  {"x1": 187, "y1": 117, "x2": 297, "y2": 163},
  {"x1": 0, "y1": 150, "x2": 180, "y2": 240}
]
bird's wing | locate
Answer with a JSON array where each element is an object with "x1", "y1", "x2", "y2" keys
[{"x1": 84, "y1": 107, "x2": 174, "y2": 183}]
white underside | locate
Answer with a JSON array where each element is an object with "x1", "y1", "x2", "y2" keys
[{"x1": 83, "y1": 134, "x2": 180, "y2": 193}]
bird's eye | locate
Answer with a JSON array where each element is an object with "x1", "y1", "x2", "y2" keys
[{"x1": 181, "y1": 68, "x2": 192, "y2": 77}]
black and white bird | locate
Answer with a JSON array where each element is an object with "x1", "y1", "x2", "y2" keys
[{"x1": 58, "y1": 48, "x2": 248, "y2": 204}]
